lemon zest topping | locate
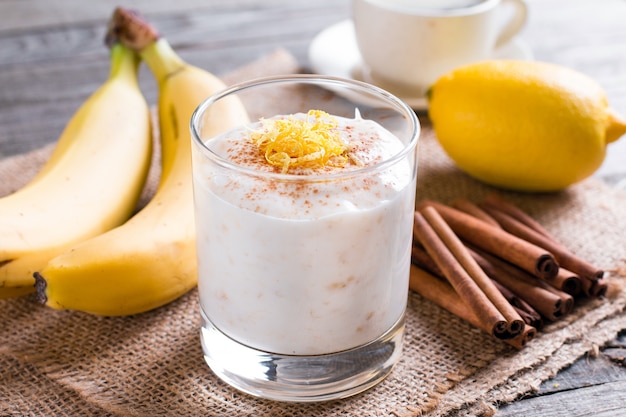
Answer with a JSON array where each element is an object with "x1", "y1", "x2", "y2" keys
[{"x1": 250, "y1": 110, "x2": 348, "y2": 173}]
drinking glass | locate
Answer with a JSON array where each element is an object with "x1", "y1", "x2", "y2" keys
[{"x1": 190, "y1": 75, "x2": 420, "y2": 402}]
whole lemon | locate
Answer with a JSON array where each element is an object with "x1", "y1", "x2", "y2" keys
[{"x1": 427, "y1": 60, "x2": 626, "y2": 192}]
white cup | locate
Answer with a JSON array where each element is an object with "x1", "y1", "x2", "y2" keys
[{"x1": 352, "y1": 0, "x2": 528, "y2": 97}]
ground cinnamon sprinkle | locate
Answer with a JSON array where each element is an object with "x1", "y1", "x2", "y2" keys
[
  {"x1": 217, "y1": 111, "x2": 397, "y2": 176},
  {"x1": 200, "y1": 111, "x2": 411, "y2": 219}
]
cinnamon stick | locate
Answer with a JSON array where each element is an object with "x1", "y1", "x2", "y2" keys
[
  {"x1": 414, "y1": 238, "x2": 545, "y2": 329},
  {"x1": 423, "y1": 206, "x2": 525, "y2": 333},
  {"x1": 455, "y1": 196, "x2": 581, "y2": 295},
  {"x1": 452, "y1": 197, "x2": 501, "y2": 229},
  {"x1": 593, "y1": 279, "x2": 608, "y2": 297},
  {"x1": 419, "y1": 200, "x2": 559, "y2": 280},
  {"x1": 409, "y1": 265, "x2": 535, "y2": 349},
  {"x1": 509, "y1": 325, "x2": 538, "y2": 350},
  {"x1": 582, "y1": 276, "x2": 609, "y2": 297},
  {"x1": 411, "y1": 243, "x2": 442, "y2": 277},
  {"x1": 468, "y1": 246, "x2": 568, "y2": 321},
  {"x1": 548, "y1": 267, "x2": 582, "y2": 296},
  {"x1": 539, "y1": 277, "x2": 574, "y2": 316},
  {"x1": 480, "y1": 196, "x2": 604, "y2": 285},
  {"x1": 414, "y1": 240, "x2": 544, "y2": 329},
  {"x1": 483, "y1": 193, "x2": 552, "y2": 238},
  {"x1": 491, "y1": 280, "x2": 543, "y2": 329},
  {"x1": 413, "y1": 211, "x2": 515, "y2": 339},
  {"x1": 421, "y1": 207, "x2": 524, "y2": 335}
]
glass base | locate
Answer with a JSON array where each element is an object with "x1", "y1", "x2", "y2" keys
[{"x1": 200, "y1": 309, "x2": 405, "y2": 402}]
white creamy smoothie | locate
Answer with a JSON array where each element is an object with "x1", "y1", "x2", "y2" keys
[{"x1": 193, "y1": 110, "x2": 415, "y2": 355}]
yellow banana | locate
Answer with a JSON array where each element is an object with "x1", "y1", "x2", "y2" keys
[
  {"x1": 0, "y1": 43, "x2": 152, "y2": 296},
  {"x1": 0, "y1": 248, "x2": 67, "y2": 299},
  {"x1": 0, "y1": 286, "x2": 34, "y2": 299},
  {"x1": 35, "y1": 9, "x2": 249, "y2": 316}
]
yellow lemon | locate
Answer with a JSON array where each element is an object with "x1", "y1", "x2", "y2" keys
[{"x1": 427, "y1": 60, "x2": 626, "y2": 192}]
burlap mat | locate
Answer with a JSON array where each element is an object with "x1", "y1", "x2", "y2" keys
[{"x1": 1, "y1": 49, "x2": 626, "y2": 417}]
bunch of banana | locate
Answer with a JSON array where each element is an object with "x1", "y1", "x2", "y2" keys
[
  {"x1": 0, "y1": 43, "x2": 152, "y2": 299},
  {"x1": 34, "y1": 7, "x2": 250, "y2": 316}
]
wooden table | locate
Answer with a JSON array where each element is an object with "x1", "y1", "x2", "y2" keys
[{"x1": 1, "y1": 1, "x2": 625, "y2": 415}]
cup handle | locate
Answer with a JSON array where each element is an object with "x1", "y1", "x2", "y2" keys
[{"x1": 495, "y1": 0, "x2": 528, "y2": 49}]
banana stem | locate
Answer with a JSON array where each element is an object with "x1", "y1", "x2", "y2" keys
[
  {"x1": 140, "y1": 39, "x2": 187, "y2": 85},
  {"x1": 108, "y1": 43, "x2": 141, "y2": 83},
  {"x1": 105, "y1": 7, "x2": 185, "y2": 85}
]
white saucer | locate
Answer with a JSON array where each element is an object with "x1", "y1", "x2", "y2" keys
[{"x1": 308, "y1": 19, "x2": 534, "y2": 111}]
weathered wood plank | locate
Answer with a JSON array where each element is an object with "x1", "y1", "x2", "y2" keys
[
  {"x1": 0, "y1": 0, "x2": 326, "y2": 31},
  {"x1": 541, "y1": 352, "x2": 626, "y2": 395},
  {"x1": 0, "y1": 1, "x2": 348, "y2": 67},
  {"x1": 0, "y1": 1, "x2": 349, "y2": 158},
  {"x1": 497, "y1": 379, "x2": 626, "y2": 416},
  {"x1": 496, "y1": 331, "x2": 626, "y2": 416}
]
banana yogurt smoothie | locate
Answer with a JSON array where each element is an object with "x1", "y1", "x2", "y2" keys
[{"x1": 193, "y1": 109, "x2": 416, "y2": 356}]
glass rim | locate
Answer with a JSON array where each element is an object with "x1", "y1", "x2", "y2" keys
[{"x1": 189, "y1": 74, "x2": 420, "y2": 182}]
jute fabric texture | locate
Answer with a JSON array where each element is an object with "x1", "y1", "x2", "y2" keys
[{"x1": 1, "y1": 49, "x2": 626, "y2": 417}]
